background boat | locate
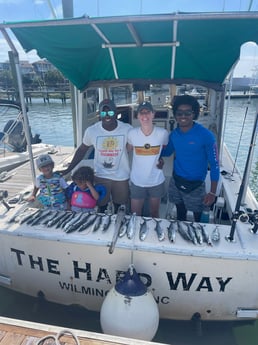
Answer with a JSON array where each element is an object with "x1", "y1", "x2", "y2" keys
[{"x1": 0, "y1": 99, "x2": 55, "y2": 173}]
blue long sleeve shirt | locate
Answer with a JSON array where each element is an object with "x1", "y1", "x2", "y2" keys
[{"x1": 161, "y1": 122, "x2": 220, "y2": 182}]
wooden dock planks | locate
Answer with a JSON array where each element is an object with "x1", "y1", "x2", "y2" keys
[
  {"x1": 0, "y1": 146, "x2": 74, "y2": 200},
  {"x1": 0, "y1": 317, "x2": 166, "y2": 345}
]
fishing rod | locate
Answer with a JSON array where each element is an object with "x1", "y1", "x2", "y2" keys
[{"x1": 227, "y1": 112, "x2": 258, "y2": 242}]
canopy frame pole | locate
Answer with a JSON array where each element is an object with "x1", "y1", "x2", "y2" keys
[
  {"x1": 91, "y1": 23, "x2": 118, "y2": 79},
  {"x1": 0, "y1": 27, "x2": 36, "y2": 183},
  {"x1": 171, "y1": 20, "x2": 178, "y2": 79},
  {"x1": 127, "y1": 22, "x2": 141, "y2": 46}
]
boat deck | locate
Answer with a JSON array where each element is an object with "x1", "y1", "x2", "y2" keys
[
  {"x1": 0, "y1": 316, "x2": 164, "y2": 345},
  {"x1": 0, "y1": 146, "x2": 74, "y2": 201}
]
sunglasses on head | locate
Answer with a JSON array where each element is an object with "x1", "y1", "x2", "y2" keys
[{"x1": 100, "y1": 110, "x2": 115, "y2": 117}]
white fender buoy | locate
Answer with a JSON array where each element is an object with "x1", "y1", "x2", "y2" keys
[{"x1": 100, "y1": 265, "x2": 159, "y2": 341}]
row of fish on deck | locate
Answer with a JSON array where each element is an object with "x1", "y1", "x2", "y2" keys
[{"x1": 8, "y1": 206, "x2": 221, "y2": 246}]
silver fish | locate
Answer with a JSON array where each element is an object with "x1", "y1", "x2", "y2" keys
[
  {"x1": 119, "y1": 217, "x2": 129, "y2": 237},
  {"x1": 41, "y1": 210, "x2": 59, "y2": 225},
  {"x1": 26, "y1": 209, "x2": 44, "y2": 225},
  {"x1": 101, "y1": 214, "x2": 112, "y2": 232},
  {"x1": 167, "y1": 220, "x2": 177, "y2": 243},
  {"x1": 65, "y1": 212, "x2": 90, "y2": 233},
  {"x1": 109, "y1": 205, "x2": 126, "y2": 254},
  {"x1": 177, "y1": 221, "x2": 192, "y2": 242},
  {"x1": 56, "y1": 211, "x2": 75, "y2": 228},
  {"x1": 92, "y1": 214, "x2": 103, "y2": 232},
  {"x1": 186, "y1": 222, "x2": 198, "y2": 245},
  {"x1": 190, "y1": 222, "x2": 203, "y2": 245},
  {"x1": 47, "y1": 211, "x2": 67, "y2": 227},
  {"x1": 211, "y1": 226, "x2": 220, "y2": 242},
  {"x1": 139, "y1": 217, "x2": 151, "y2": 241},
  {"x1": 154, "y1": 219, "x2": 165, "y2": 241},
  {"x1": 78, "y1": 213, "x2": 98, "y2": 232},
  {"x1": 19, "y1": 208, "x2": 39, "y2": 224},
  {"x1": 30, "y1": 209, "x2": 53, "y2": 226},
  {"x1": 127, "y1": 212, "x2": 137, "y2": 239},
  {"x1": 197, "y1": 223, "x2": 212, "y2": 246},
  {"x1": 63, "y1": 212, "x2": 83, "y2": 231}
]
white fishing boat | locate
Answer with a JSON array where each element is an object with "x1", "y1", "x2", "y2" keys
[
  {"x1": 0, "y1": 11, "x2": 258, "y2": 326},
  {"x1": 0, "y1": 99, "x2": 56, "y2": 173}
]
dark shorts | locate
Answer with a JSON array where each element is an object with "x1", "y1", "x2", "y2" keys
[
  {"x1": 94, "y1": 177, "x2": 129, "y2": 206},
  {"x1": 168, "y1": 175, "x2": 205, "y2": 213},
  {"x1": 130, "y1": 181, "x2": 165, "y2": 199}
]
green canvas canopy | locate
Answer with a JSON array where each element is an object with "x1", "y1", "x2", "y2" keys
[{"x1": 1, "y1": 12, "x2": 258, "y2": 91}]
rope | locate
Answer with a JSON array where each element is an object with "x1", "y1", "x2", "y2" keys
[{"x1": 36, "y1": 329, "x2": 80, "y2": 345}]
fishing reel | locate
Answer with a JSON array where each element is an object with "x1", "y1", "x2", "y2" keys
[{"x1": 238, "y1": 209, "x2": 258, "y2": 234}]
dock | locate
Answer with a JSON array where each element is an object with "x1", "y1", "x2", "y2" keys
[
  {"x1": 0, "y1": 316, "x2": 166, "y2": 345},
  {"x1": 0, "y1": 146, "x2": 74, "y2": 201}
]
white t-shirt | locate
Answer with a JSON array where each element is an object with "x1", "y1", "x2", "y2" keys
[
  {"x1": 83, "y1": 120, "x2": 132, "y2": 180},
  {"x1": 128, "y1": 126, "x2": 169, "y2": 187}
]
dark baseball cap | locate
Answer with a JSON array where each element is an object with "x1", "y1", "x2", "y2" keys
[
  {"x1": 137, "y1": 101, "x2": 154, "y2": 113},
  {"x1": 99, "y1": 99, "x2": 116, "y2": 112}
]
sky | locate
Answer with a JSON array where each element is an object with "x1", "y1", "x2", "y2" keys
[{"x1": 1, "y1": 0, "x2": 258, "y2": 77}]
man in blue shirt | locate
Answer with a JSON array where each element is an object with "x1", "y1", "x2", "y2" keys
[{"x1": 161, "y1": 95, "x2": 220, "y2": 222}]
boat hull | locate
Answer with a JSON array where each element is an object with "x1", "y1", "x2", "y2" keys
[{"x1": 1, "y1": 208, "x2": 258, "y2": 321}]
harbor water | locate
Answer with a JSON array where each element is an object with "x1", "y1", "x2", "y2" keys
[{"x1": 0, "y1": 98, "x2": 257, "y2": 345}]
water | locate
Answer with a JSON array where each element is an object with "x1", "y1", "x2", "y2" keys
[
  {"x1": 27, "y1": 100, "x2": 74, "y2": 147},
  {"x1": 0, "y1": 98, "x2": 258, "y2": 344}
]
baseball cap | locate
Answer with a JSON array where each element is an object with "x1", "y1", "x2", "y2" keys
[
  {"x1": 99, "y1": 99, "x2": 116, "y2": 112},
  {"x1": 137, "y1": 101, "x2": 154, "y2": 113},
  {"x1": 36, "y1": 154, "x2": 54, "y2": 169}
]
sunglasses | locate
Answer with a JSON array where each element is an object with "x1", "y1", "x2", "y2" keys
[
  {"x1": 100, "y1": 110, "x2": 115, "y2": 117},
  {"x1": 175, "y1": 110, "x2": 194, "y2": 117}
]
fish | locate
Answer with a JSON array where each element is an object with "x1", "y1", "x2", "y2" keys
[
  {"x1": 47, "y1": 211, "x2": 67, "y2": 227},
  {"x1": 118, "y1": 217, "x2": 129, "y2": 237},
  {"x1": 61, "y1": 212, "x2": 82, "y2": 231},
  {"x1": 185, "y1": 222, "x2": 198, "y2": 245},
  {"x1": 177, "y1": 221, "x2": 192, "y2": 242},
  {"x1": 211, "y1": 226, "x2": 220, "y2": 242},
  {"x1": 78, "y1": 213, "x2": 98, "y2": 232},
  {"x1": 197, "y1": 223, "x2": 212, "y2": 246},
  {"x1": 127, "y1": 212, "x2": 137, "y2": 239},
  {"x1": 64, "y1": 212, "x2": 89, "y2": 233},
  {"x1": 29, "y1": 208, "x2": 53, "y2": 226},
  {"x1": 25, "y1": 209, "x2": 44, "y2": 225},
  {"x1": 100, "y1": 214, "x2": 112, "y2": 232},
  {"x1": 139, "y1": 217, "x2": 151, "y2": 241},
  {"x1": 109, "y1": 205, "x2": 126, "y2": 254},
  {"x1": 55, "y1": 211, "x2": 75, "y2": 228},
  {"x1": 41, "y1": 210, "x2": 59, "y2": 225},
  {"x1": 190, "y1": 222, "x2": 203, "y2": 245},
  {"x1": 18, "y1": 208, "x2": 39, "y2": 224},
  {"x1": 92, "y1": 214, "x2": 103, "y2": 232},
  {"x1": 167, "y1": 220, "x2": 177, "y2": 243},
  {"x1": 8, "y1": 204, "x2": 29, "y2": 223},
  {"x1": 154, "y1": 219, "x2": 165, "y2": 241}
]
